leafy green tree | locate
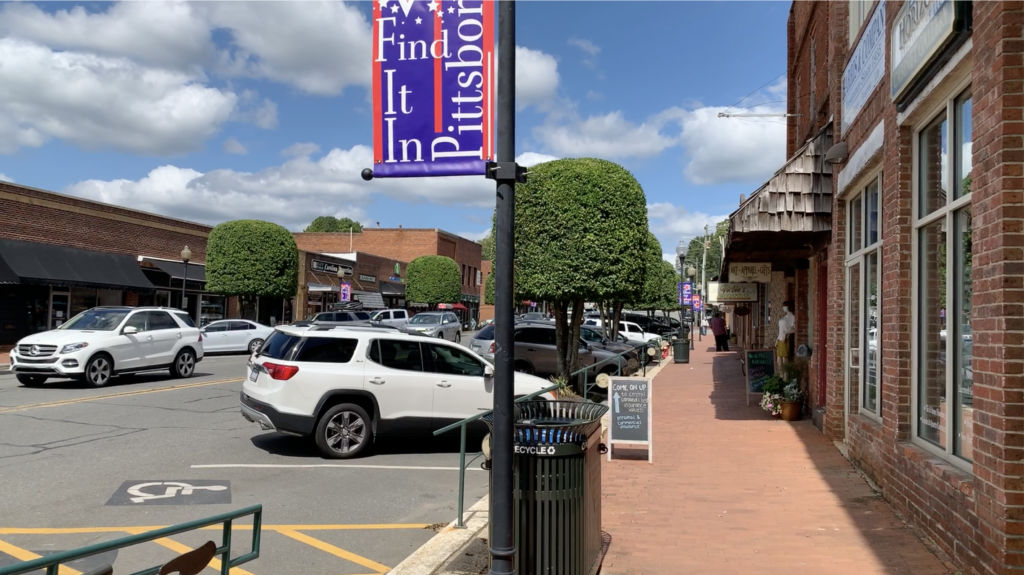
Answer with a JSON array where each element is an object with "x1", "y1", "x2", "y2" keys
[
  {"x1": 480, "y1": 231, "x2": 495, "y2": 261},
  {"x1": 406, "y1": 255, "x2": 461, "y2": 306},
  {"x1": 484, "y1": 270, "x2": 495, "y2": 305},
  {"x1": 206, "y1": 220, "x2": 298, "y2": 297},
  {"x1": 632, "y1": 232, "x2": 668, "y2": 311},
  {"x1": 304, "y1": 216, "x2": 363, "y2": 233},
  {"x1": 510, "y1": 158, "x2": 648, "y2": 381}
]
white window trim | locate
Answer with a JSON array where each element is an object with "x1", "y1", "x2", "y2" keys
[{"x1": 845, "y1": 173, "x2": 883, "y2": 422}]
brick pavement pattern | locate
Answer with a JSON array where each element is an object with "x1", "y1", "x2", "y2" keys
[{"x1": 599, "y1": 342, "x2": 958, "y2": 575}]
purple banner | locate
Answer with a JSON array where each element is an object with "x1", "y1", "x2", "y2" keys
[
  {"x1": 371, "y1": 0, "x2": 494, "y2": 178},
  {"x1": 682, "y1": 282, "x2": 692, "y2": 306}
]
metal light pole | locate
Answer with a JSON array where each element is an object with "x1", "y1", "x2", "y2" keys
[
  {"x1": 687, "y1": 264, "x2": 696, "y2": 350},
  {"x1": 180, "y1": 246, "x2": 191, "y2": 312}
]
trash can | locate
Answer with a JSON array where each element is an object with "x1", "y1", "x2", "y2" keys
[
  {"x1": 673, "y1": 338, "x2": 689, "y2": 363},
  {"x1": 485, "y1": 400, "x2": 608, "y2": 575}
]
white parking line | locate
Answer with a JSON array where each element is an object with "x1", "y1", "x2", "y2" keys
[{"x1": 191, "y1": 463, "x2": 486, "y2": 471}]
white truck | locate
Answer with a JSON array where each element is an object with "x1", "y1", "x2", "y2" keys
[{"x1": 369, "y1": 308, "x2": 410, "y2": 329}]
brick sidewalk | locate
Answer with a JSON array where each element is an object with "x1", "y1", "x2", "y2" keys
[{"x1": 598, "y1": 341, "x2": 958, "y2": 574}]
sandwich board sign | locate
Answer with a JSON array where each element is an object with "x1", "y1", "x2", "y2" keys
[{"x1": 607, "y1": 376, "x2": 652, "y2": 463}]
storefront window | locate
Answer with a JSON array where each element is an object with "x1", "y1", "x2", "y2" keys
[
  {"x1": 846, "y1": 175, "x2": 882, "y2": 416},
  {"x1": 915, "y1": 90, "x2": 972, "y2": 463}
]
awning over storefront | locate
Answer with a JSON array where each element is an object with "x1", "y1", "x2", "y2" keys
[
  {"x1": 0, "y1": 239, "x2": 155, "y2": 290},
  {"x1": 140, "y1": 257, "x2": 207, "y2": 282},
  {"x1": 308, "y1": 283, "x2": 338, "y2": 293},
  {"x1": 723, "y1": 126, "x2": 834, "y2": 273},
  {"x1": 380, "y1": 282, "x2": 405, "y2": 296},
  {"x1": 353, "y1": 290, "x2": 386, "y2": 309}
]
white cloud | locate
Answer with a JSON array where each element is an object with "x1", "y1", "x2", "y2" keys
[
  {"x1": 514, "y1": 46, "x2": 559, "y2": 111},
  {"x1": 567, "y1": 37, "x2": 600, "y2": 58},
  {"x1": 204, "y1": 1, "x2": 371, "y2": 96},
  {"x1": 223, "y1": 138, "x2": 247, "y2": 155},
  {"x1": 0, "y1": 173, "x2": 12, "y2": 183},
  {"x1": 646, "y1": 202, "x2": 728, "y2": 246},
  {"x1": 0, "y1": 38, "x2": 238, "y2": 155},
  {"x1": 516, "y1": 152, "x2": 560, "y2": 167},
  {"x1": 679, "y1": 105, "x2": 786, "y2": 185},
  {"x1": 0, "y1": 2, "x2": 214, "y2": 71},
  {"x1": 283, "y1": 143, "x2": 321, "y2": 158},
  {"x1": 535, "y1": 110, "x2": 678, "y2": 159}
]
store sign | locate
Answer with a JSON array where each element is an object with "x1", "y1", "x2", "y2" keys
[
  {"x1": 359, "y1": 274, "x2": 377, "y2": 283},
  {"x1": 340, "y1": 282, "x2": 351, "y2": 302},
  {"x1": 312, "y1": 259, "x2": 353, "y2": 276},
  {"x1": 692, "y1": 294, "x2": 702, "y2": 312},
  {"x1": 890, "y1": 0, "x2": 957, "y2": 100},
  {"x1": 371, "y1": 0, "x2": 495, "y2": 177},
  {"x1": 842, "y1": 0, "x2": 886, "y2": 133},
  {"x1": 728, "y1": 262, "x2": 771, "y2": 283},
  {"x1": 714, "y1": 283, "x2": 758, "y2": 302}
]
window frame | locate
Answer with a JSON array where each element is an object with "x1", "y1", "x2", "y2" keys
[
  {"x1": 911, "y1": 87, "x2": 973, "y2": 468},
  {"x1": 845, "y1": 173, "x2": 883, "y2": 420}
]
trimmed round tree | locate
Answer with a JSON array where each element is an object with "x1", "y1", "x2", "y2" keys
[
  {"x1": 206, "y1": 220, "x2": 299, "y2": 297},
  {"x1": 406, "y1": 255, "x2": 461, "y2": 306},
  {"x1": 512, "y1": 157, "x2": 648, "y2": 379},
  {"x1": 304, "y1": 216, "x2": 363, "y2": 233}
]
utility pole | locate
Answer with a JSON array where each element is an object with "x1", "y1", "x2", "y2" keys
[{"x1": 701, "y1": 224, "x2": 709, "y2": 335}]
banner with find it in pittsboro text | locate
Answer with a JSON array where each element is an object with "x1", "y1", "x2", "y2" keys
[{"x1": 371, "y1": 0, "x2": 494, "y2": 178}]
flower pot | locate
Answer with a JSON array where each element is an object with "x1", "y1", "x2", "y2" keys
[{"x1": 780, "y1": 400, "x2": 801, "y2": 421}]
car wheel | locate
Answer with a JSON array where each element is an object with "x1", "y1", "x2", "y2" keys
[
  {"x1": 315, "y1": 403, "x2": 373, "y2": 459},
  {"x1": 16, "y1": 374, "x2": 47, "y2": 387},
  {"x1": 84, "y1": 354, "x2": 113, "y2": 387},
  {"x1": 170, "y1": 349, "x2": 196, "y2": 378},
  {"x1": 454, "y1": 332, "x2": 461, "y2": 343},
  {"x1": 247, "y1": 338, "x2": 264, "y2": 354}
]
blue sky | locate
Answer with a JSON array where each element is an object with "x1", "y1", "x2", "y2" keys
[{"x1": 0, "y1": 1, "x2": 790, "y2": 263}]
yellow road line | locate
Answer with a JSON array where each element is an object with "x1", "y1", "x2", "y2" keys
[
  {"x1": 0, "y1": 524, "x2": 431, "y2": 535},
  {"x1": 142, "y1": 534, "x2": 257, "y2": 575},
  {"x1": 0, "y1": 378, "x2": 241, "y2": 414},
  {"x1": 275, "y1": 528, "x2": 391, "y2": 574},
  {"x1": 0, "y1": 536, "x2": 81, "y2": 575}
]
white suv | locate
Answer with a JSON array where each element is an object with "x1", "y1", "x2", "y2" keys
[
  {"x1": 11, "y1": 306, "x2": 204, "y2": 387},
  {"x1": 241, "y1": 324, "x2": 554, "y2": 459}
]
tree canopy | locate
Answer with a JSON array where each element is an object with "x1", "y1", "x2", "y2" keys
[
  {"x1": 304, "y1": 216, "x2": 363, "y2": 233},
  {"x1": 406, "y1": 255, "x2": 461, "y2": 305},
  {"x1": 206, "y1": 220, "x2": 298, "y2": 297}
]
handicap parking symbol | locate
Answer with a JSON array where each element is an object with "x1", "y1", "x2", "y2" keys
[{"x1": 107, "y1": 480, "x2": 231, "y2": 505}]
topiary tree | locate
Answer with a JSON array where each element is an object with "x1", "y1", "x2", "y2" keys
[
  {"x1": 304, "y1": 216, "x2": 363, "y2": 233},
  {"x1": 206, "y1": 220, "x2": 298, "y2": 297},
  {"x1": 484, "y1": 270, "x2": 495, "y2": 305},
  {"x1": 406, "y1": 255, "x2": 461, "y2": 306},
  {"x1": 511, "y1": 157, "x2": 648, "y2": 380}
]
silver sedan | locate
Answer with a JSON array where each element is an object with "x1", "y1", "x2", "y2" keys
[{"x1": 201, "y1": 319, "x2": 273, "y2": 354}]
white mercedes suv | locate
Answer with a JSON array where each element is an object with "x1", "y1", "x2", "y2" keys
[
  {"x1": 11, "y1": 306, "x2": 204, "y2": 387},
  {"x1": 241, "y1": 324, "x2": 554, "y2": 459}
]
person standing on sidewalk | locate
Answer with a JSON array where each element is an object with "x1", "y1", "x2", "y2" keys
[{"x1": 708, "y1": 311, "x2": 729, "y2": 351}]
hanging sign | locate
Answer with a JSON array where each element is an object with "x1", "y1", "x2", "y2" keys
[
  {"x1": 371, "y1": 0, "x2": 495, "y2": 177},
  {"x1": 728, "y1": 262, "x2": 771, "y2": 283},
  {"x1": 340, "y1": 282, "x2": 351, "y2": 302},
  {"x1": 682, "y1": 282, "x2": 692, "y2": 306},
  {"x1": 692, "y1": 294, "x2": 702, "y2": 312}
]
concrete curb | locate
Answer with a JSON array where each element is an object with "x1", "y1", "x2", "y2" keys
[{"x1": 389, "y1": 495, "x2": 490, "y2": 575}]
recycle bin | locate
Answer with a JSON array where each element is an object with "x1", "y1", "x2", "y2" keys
[
  {"x1": 484, "y1": 400, "x2": 608, "y2": 575},
  {"x1": 673, "y1": 338, "x2": 689, "y2": 363}
]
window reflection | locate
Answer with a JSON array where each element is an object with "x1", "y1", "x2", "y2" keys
[
  {"x1": 919, "y1": 116, "x2": 948, "y2": 218},
  {"x1": 864, "y1": 251, "x2": 879, "y2": 412},
  {"x1": 954, "y1": 208, "x2": 972, "y2": 460},
  {"x1": 918, "y1": 220, "x2": 946, "y2": 446}
]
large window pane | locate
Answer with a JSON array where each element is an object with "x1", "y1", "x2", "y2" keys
[
  {"x1": 919, "y1": 115, "x2": 948, "y2": 218},
  {"x1": 918, "y1": 220, "x2": 946, "y2": 446},
  {"x1": 850, "y1": 195, "x2": 863, "y2": 254},
  {"x1": 867, "y1": 179, "x2": 879, "y2": 246},
  {"x1": 848, "y1": 263, "x2": 861, "y2": 412},
  {"x1": 956, "y1": 95, "x2": 973, "y2": 199},
  {"x1": 954, "y1": 208, "x2": 973, "y2": 460},
  {"x1": 864, "y1": 252, "x2": 879, "y2": 412}
]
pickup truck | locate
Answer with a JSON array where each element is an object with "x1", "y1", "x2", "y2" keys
[{"x1": 370, "y1": 308, "x2": 410, "y2": 328}]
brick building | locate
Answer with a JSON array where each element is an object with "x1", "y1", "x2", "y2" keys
[
  {"x1": 295, "y1": 228, "x2": 484, "y2": 324},
  {"x1": 721, "y1": 2, "x2": 1024, "y2": 573}
]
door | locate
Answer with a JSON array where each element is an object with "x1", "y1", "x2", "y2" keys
[
  {"x1": 425, "y1": 341, "x2": 491, "y2": 426},
  {"x1": 201, "y1": 322, "x2": 231, "y2": 352},
  {"x1": 117, "y1": 311, "x2": 151, "y2": 370},
  {"x1": 144, "y1": 311, "x2": 183, "y2": 366},
  {"x1": 366, "y1": 339, "x2": 435, "y2": 433},
  {"x1": 50, "y1": 291, "x2": 70, "y2": 329}
]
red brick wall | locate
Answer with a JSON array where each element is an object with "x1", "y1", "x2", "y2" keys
[{"x1": 788, "y1": 1, "x2": 832, "y2": 157}]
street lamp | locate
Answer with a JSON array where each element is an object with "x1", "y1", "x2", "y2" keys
[
  {"x1": 686, "y1": 265, "x2": 696, "y2": 350},
  {"x1": 180, "y1": 246, "x2": 191, "y2": 312}
]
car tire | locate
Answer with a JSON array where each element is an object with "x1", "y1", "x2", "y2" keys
[
  {"x1": 84, "y1": 354, "x2": 113, "y2": 387},
  {"x1": 170, "y1": 349, "x2": 196, "y2": 378},
  {"x1": 16, "y1": 374, "x2": 47, "y2": 387},
  {"x1": 248, "y1": 338, "x2": 264, "y2": 354},
  {"x1": 315, "y1": 403, "x2": 373, "y2": 459},
  {"x1": 454, "y1": 332, "x2": 461, "y2": 343}
]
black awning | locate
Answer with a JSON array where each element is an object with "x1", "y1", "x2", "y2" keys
[
  {"x1": 0, "y1": 239, "x2": 155, "y2": 290},
  {"x1": 380, "y1": 282, "x2": 405, "y2": 296},
  {"x1": 0, "y1": 253, "x2": 18, "y2": 284},
  {"x1": 141, "y1": 257, "x2": 207, "y2": 283}
]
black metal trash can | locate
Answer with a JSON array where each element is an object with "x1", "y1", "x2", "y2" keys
[
  {"x1": 673, "y1": 339, "x2": 689, "y2": 363},
  {"x1": 485, "y1": 400, "x2": 608, "y2": 575}
]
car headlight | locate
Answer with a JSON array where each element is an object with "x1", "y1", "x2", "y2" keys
[{"x1": 60, "y1": 342, "x2": 89, "y2": 354}]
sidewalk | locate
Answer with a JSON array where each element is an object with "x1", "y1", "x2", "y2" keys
[{"x1": 404, "y1": 340, "x2": 959, "y2": 575}]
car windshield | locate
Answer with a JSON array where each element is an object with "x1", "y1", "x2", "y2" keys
[
  {"x1": 410, "y1": 314, "x2": 441, "y2": 325},
  {"x1": 370, "y1": 311, "x2": 384, "y2": 321},
  {"x1": 59, "y1": 308, "x2": 129, "y2": 331}
]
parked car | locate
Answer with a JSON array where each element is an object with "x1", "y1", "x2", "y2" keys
[
  {"x1": 579, "y1": 325, "x2": 643, "y2": 372},
  {"x1": 583, "y1": 318, "x2": 663, "y2": 346},
  {"x1": 10, "y1": 306, "x2": 204, "y2": 387},
  {"x1": 404, "y1": 311, "x2": 462, "y2": 342},
  {"x1": 291, "y1": 310, "x2": 373, "y2": 328},
  {"x1": 240, "y1": 325, "x2": 555, "y2": 458},
  {"x1": 520, "y1": 312, "x2": 549, "y2": 322},
  {"x1": 370, "y1": 308, "x2": 410, "y2": 329},
  {"x1": 201, "y1": 319, "x2": 273, "y2": 354},
  {"x1": 623, "y1": 313, "x2": 675, "y2": 337}
]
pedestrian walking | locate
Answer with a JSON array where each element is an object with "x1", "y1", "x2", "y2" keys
[{"x1": 708, "y1": 311, "x2": 729, "y2": 351}]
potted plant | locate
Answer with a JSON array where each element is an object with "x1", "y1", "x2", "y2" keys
[
  {"x1": 759, "y1": 374, "x2": 785, "y2": 417},
  {"x1": 779, "y1": 379, "x2": 804, "y2": 421}
]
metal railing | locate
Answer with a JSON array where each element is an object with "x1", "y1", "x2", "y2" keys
[
  {"x1": 0, "y1": 505, "x2": 262, "y2": 575},
  {"x1": 432, "y1": 340, "x2": 663, "y2": 527}
]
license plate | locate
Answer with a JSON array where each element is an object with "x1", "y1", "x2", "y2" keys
[{"x1": 249, "y1": 366, "x2": 259, "y2": 382}]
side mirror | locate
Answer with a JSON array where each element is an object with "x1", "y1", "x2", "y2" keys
[
  {"x1": 484, "y1": 365, "x2": 494, "y2": 378},
  {"x1": 123, "y1": 326, "x2": 139, "y2": 335}
]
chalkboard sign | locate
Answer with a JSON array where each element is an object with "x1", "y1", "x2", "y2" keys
[
  {"x1": 607, "y1": 376, "x2": 652, "y2": 462},
  {"x1": 745, "y1": 349, "x2": 775, "y2": 406}
]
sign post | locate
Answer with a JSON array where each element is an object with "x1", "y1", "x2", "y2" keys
[{"x1": 607, "y1": 376, "x2": 653, "y2": 463}]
